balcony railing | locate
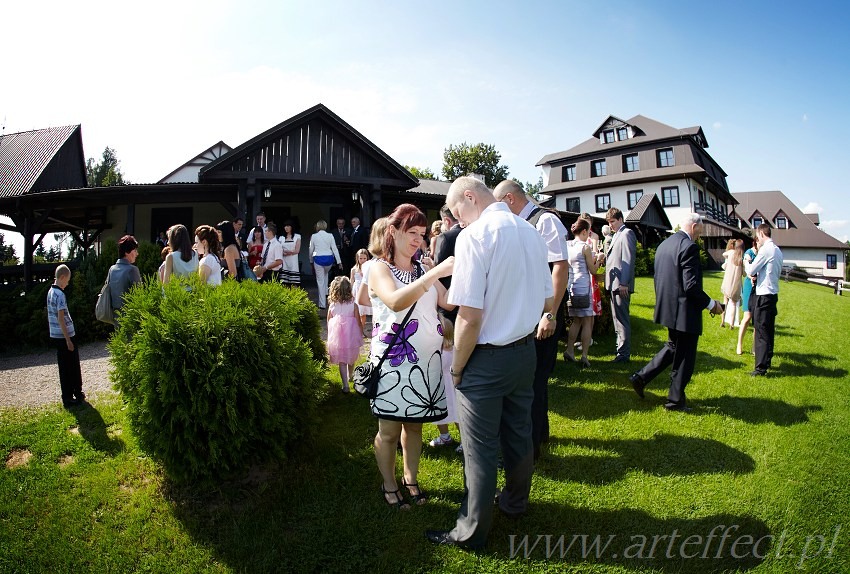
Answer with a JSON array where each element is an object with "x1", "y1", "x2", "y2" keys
[{"x1": 694, "y1": 202, "x2": 740, "y2": 228}]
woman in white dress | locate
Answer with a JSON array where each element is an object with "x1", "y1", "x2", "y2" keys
[
  {"x1": 368, "y1": 204, "x2": 454, "y2": 509},
  {"x1": 162, "y1": 224, "x2": 199, "y2": 283},
  {"x1": 194, "y1": 225, "x2": 223, "y2": 286},
  {"x1": 309, "y1": 220, "x2": 341, "y2": 309},
  {"x1": 279, "y1": 221, "x2": 302, "y2": 287}
]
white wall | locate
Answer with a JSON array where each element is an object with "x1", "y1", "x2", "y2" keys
[
  {"x1": 780, "y1": 246, "x2": 846, "y2": 278},
  {"x1": 555, "y1": 178, "x2": 692, "y2": 217}
]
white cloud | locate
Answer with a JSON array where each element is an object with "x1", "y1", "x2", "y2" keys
[
  {"x1": 713, "y1": 122, "x2": 723, "y2": 130},
  {"x1": 820, "y1": 220, "x2": 849, "y2": 243},
  {"x1": 802, "y1": 113, "x2": 809, "y2": 122},
  {"x1": 801, "y1": 202, "x2": 823, "y2": 214}
]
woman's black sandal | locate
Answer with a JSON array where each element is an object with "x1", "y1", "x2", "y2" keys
[
  {"x1": 402, "y1": 480, "x2": 428, "y2": 505},
  {"x1": 382, "y1": 484, "x2": 410, "y2": 510}
]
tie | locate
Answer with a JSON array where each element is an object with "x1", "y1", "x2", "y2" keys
[{"x1": 261, "y1": 242, "x2": 270, "y2": 266}]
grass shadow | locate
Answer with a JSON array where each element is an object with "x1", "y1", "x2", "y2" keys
[
  {"x1": 538, "y1": 434, "x2": 755, "y2": 484},
  {"x1": 777, "y1": 352, "x2": 848, "y2": 380},
  {"x1": 697, "y1": 395, "x2": 821, "y2": 426},
  {"x1": 70, "y1": 402, "x2": 125, "y2": 455}
]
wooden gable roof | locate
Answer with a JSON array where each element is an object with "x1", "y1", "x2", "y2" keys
[
  {"x1": 158, "y1": 141, "x2": 232, "y2": 183},
  {"x1": 625, "y1": 193, "x2": 672, "y2": 230},
  {"x1": 199, "y1": 104, "x2": 417, "y2": 190},
  {"x1": 0, "y1": 125, "x2": 86, "y2": 199}
]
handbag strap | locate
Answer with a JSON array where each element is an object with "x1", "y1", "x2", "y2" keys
[{"x1": 374, "y1": 302, "x2": 417, "y2": 370}]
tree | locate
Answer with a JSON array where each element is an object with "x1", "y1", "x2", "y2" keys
[
  {"x1": 511, "y1": 176, "x2": 545, "y2": 200},
  {"x1": 35, "y1": 243, "x2": 47, "y2": 262},
  {"x1": 0, "y1": 232, "x2": 18, "y2": 265},
  {"x1": 87, "y1": 147, "x2": 128, "y2": 187},
  {"x1": 405, "y1": 165, "x2": 437, "y2": 181},
  {"x1": 442, "y1": 142, "x2": 509, "y2": 188}
]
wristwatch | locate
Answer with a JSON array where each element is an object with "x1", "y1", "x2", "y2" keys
[
  {"x1": 543, "y1": 312, "x2": 554, "y2": 321},
  {"x1": 450, "y1": 367, "x2": 463, "y2": 377}
]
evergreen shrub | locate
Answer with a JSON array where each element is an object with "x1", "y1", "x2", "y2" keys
[{"x1": 107, "y1": 276, "x2": 327, "y2": 483}]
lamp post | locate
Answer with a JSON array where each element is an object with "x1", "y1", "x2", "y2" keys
[{"x1": 264, "y1": 188, "x2": 271, "y2": 199}]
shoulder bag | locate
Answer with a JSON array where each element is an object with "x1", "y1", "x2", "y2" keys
[{"x1": 353, "y1": 303, "x2": 417, "y2": 399}]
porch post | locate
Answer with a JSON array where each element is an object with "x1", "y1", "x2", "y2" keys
[{"x1": 126, "y1": 204, "x2": 136, "y2": 235}]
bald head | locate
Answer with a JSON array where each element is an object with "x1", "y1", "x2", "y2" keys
[
  {"x1": 446, "y1": 176, "x2": 495, "y2": 227},
  {"x1": 493, "y1": 180, "x2": 529, "y2": 216}
]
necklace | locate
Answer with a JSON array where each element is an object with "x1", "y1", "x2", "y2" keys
[{"x1": 383, "y1": 259, "x2": 421, "y2": 284}]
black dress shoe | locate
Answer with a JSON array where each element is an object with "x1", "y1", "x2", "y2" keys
[
  {"x1": 63, "y1": 398, "x2": 81, "y2": 408},
  {"x1": 425, "y1": 530, "x2": 481, "y2": 551},
  {"x1": 750, "y1": 370, "x2": 767, "y2": 377},
  {"x1": 663, "y1": 403, "x2": 692, "y2": 413},
  {"x1": 629, "y1": 373, "x2": 646, "y2": 399},
  {"x1": 611, "y1": 356, "x2": 630, "y2": 363}
]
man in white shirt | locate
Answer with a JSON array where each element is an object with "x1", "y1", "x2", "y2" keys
[
  {"x1": 425, "y1": 176, "x2": 554, "y2": 550},
  {"x1": 254, "y1": 223, "x2": 283, "y2": 282},
  {"x1": 493, "y1": 180, "x2": 569, "y2": 462},
  {"x1": 744, "y1": 223, "x2": 783, "y2": 376}
]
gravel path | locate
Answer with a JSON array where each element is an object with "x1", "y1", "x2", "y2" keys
[{"x1": 1, "y1": 342, "x2": 115, "y2": 409}]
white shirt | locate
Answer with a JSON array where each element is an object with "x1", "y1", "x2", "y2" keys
[
  {"x1": 448, "y1": 202, "x2": 553, "y2": 345},
  {"x1": 260, "y1": 238, "x2": 284, "y2": 270},
  {"x1": 309, "y1": 230, "x2": 341, "y2": 263},
  {"x1": 745, "y1": 237, "x2": 783, "y2": 295},
  {"x1": 200, "y1": 254, "x2": 222, "y2": 286},
  {"x1": 517, "y1": 202, "x2": 569, "y2": 263}
]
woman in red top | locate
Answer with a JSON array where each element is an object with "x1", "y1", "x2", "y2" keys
[{"x1": 247, "y1": 226, "x2": 264, "y2": 269}]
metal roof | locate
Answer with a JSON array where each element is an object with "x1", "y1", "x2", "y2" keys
[
  {"x1": 625, "y1": 193, "x2": 672, "y2": 230},
  {"x1": 0, "y1": 125, "x2": 81, "y2": 199}
]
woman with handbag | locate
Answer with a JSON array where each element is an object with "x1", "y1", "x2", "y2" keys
[
  {"x1": 367, "y1": 203, "x2": 454, "y2": 509},
  {"x1": 564, "y1": 218, "x2": 599, "y2": 367},
  {"x1": 309, "y1": 220, "x2": 341, "y2": 309}
]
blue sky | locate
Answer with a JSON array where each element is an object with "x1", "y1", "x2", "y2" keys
[{"x1": 3, "y1": 0, "x2": 849, "y2": 253}]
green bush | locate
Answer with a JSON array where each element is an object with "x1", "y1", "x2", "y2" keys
[{"x1": 107, "y1": 276, "x2": 328, "y2": 483}]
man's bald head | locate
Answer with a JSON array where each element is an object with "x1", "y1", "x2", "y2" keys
[
  {"x1": 493, "y1": 180, "x2": 529, "y2": 216},
  {"x1": 446, "y1": 176, "x2": 495, "y2": 227}
]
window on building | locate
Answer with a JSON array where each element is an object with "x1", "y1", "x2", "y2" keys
[
  {"x1": 827, "y1": 254, "x2": 837, "y2": 269},
  {"x1": 662, "y1": 186, "x2": 680, "y2": 207},
  {"x1": 623, "y1": 153, "x2": 640, "y2": 172},
  {"x1": 752, "y1": 217, "x2": 763, "y2": 228},
  {"x1": 592, "y1": 159, "x2": 607, "y2": 177},
  {"x1": 776, "y1": 216, "x2": 787, "y2": 229},
  {"x1": 565, "y1": 197, "x2": 581, "y2": 213},
  {"x1": 617, "y1": 127, "x2": 628, "y2": 141},
  {"x1": 627, "y1": 190, "x2": 643, "y2": 209},
  {"x1": 603, "y1": 130, "x2": 615, "y2": 143},
  {"x1": 562, "y1": 164, "x2": 576, "y2": 182},
  {"x1": 657, "y1": 148, "x2": 674, "y2": 167},
  {"x1": 595, "y1": 193, "x2": 611, "y2": 213}
]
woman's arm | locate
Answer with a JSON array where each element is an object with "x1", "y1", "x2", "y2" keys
[
  {"x1": 357, "y1": 280, "x2": 371, "y2": 307},
  {"x1": 199, "y1": 258, "x2": 211, "y2": 281},
  {"x1": 583, "y1": 245, "x2": 599, "y2": 274},
  {"x1": 292, "y1": 237, "x2": 301, "y2": 255},
  {"x1": 225, "y1": 245, "x2": 239, "y2": 277},
  {"x1": 350, "y1": 267, "x2": 356, "y2": 284},
  {"x1": 435, "y1": 281, "x2": 456, "y2": 311},
  {"x1": 163, "y1": 253, "x2": 174, "y2": 284},
  {"x1": 370, "y1": 257, "x2": 454, "y2": 312}
]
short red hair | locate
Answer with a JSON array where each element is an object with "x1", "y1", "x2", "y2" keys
[{"x1": 384, "y1": 203, "x2": 427, "y2": 264}]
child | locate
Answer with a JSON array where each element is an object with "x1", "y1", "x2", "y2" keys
[
  {"x1": 47, "y1": 264, "x2": 85, "y2": 408},
  {"x1": 428, "y1": 315, "x2": 462, "y2": 453},
  {"x1": 326, "y1": 276, "x2": 363, "y2": 393},
  {"x1": 350, "y1": 248, "x2": 372, "y2": 337}
]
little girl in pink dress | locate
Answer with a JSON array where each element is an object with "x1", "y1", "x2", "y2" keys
[{"x1": 326, "y1": 276, "x2": 363, "y2": 392}]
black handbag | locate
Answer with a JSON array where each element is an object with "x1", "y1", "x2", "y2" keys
[
  {"x1": 353, "y1": 303, "x2": 417, "y2": 399},
  {"x1": 568, "y1": 286, "x2": 591, "y2": 309}
]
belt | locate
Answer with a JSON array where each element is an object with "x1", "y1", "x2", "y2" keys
[{"x1": 475, "y1": 333, "x2": 534, "y2": 350}]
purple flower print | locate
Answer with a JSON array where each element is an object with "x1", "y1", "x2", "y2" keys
[
  {"x1": 380, "y1": 319, "x2": 419, "y2": 367},
  {"x1": 437, "y1": 322, "x2": 444, "y2": 337}
]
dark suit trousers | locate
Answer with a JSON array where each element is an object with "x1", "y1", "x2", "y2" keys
[
  {"x1": 531, "y1": 329, "x2": 557, "y2": 456},
  {"x1": 753, "y1": 294, "x2": 778, "y2": 372},
  {"x1": 51, "y1": 336, "x2": 82, "y2": 403},
  {"x1": 638, "y1": 328, "x2": 698, "y2": 406}
]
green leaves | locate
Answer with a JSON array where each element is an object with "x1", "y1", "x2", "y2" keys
[
  {"x1": 107, "y1": 277, "x2": 327, "y2": 483},
  {"x1": 442, "y1": 142, "x2": 510, "y2": 188}
]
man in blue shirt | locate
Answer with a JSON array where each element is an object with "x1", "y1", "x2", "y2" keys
[
  {"x1": 47, "y1": 264, "x2": 85, "y2": 408},
  {"x1": 744, "y1": 224, "x2": 784, "y2": 376}
]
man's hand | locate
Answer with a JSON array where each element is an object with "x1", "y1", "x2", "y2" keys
[
  {"x1": 709, "y1": 300, "x2": 724, "y2": 316},
  {"x1": 536, "y1": 314, "x2": 556, "y2": 339},
  {"x1": 66, "y1": 339, "x2": 74, "y2": 352},
  {"x1": 618, "y1": 285, "x2": 629, "y2": 298}
]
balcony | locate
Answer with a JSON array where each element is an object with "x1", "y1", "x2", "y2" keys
[{"x1": 694, "y1": 202, "x2": 739, "y2": 228}]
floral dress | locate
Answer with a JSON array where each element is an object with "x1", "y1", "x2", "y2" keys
[{"x1": 368, "y1": 260, "x2": 447, "y2": 423}]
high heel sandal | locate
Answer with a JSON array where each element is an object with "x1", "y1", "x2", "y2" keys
[
  {"x1": 563, "y1": 351, "x2": 576, "y2": 362},
  {"x1": 381, "y1": 484, "x2": 410, "y2": 510},
  {"x1": 402, "y1": 480, "x2": 428, "y2": 505},
  {"x1": 580, "y1": 357, "x2": 591, "y2": 369}
]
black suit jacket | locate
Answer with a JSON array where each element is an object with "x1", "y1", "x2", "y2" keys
[
  {"x1": 434, "y1": 224, "x2": 462, "y2": 289},
  {"x1": 653, "y1": 231, "x2": 711, "y2": 335},
  {"x1": 350, "y1": 225, "x2": 369, "y2": 253},
  {"x1": 331, "y1": 227, "x2": 350, "y2": 251}
]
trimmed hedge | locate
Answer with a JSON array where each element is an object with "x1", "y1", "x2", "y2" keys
[{"x1": 107, "y1": 276, "x2": 327, "y2": 483}]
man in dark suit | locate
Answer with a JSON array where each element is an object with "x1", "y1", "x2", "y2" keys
[
  {"x1": 630, "y1": 213, "x2": 722, "y2": 412},
  {"x1": 330, "y1": 217, "x2": 352, "y2": 278},
  {"x1": 434, "y1": 204, "x2": 463, "y2": 320},
  {"x1": 349, "y1": 217, "x2": 369, "y2": 253}
]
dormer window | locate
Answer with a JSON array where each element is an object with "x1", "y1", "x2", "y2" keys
[
  {"x1": 562, "y1": 164, "x2": 576, "y2": 182},
  {"x1": 776, "y1": 216, "x2": 787, "y2": 229},
  {"x1": 752, "y1": 217, "x2": 764, "y2": 228},
  {"x1": 603, "y1": 130, "x2": 615, "y2": 143},
  {"x1": 617, "y1": 127, "x2": 629, "y2": 141}
]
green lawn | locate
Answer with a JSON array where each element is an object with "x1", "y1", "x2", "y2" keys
[{"x1": 2, "y1": 274, "x2": 848, "y2": 573}]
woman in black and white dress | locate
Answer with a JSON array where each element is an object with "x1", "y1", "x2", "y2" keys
[{"x1": 279, "y1": 221, "x2": 301, "y2": 287}]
